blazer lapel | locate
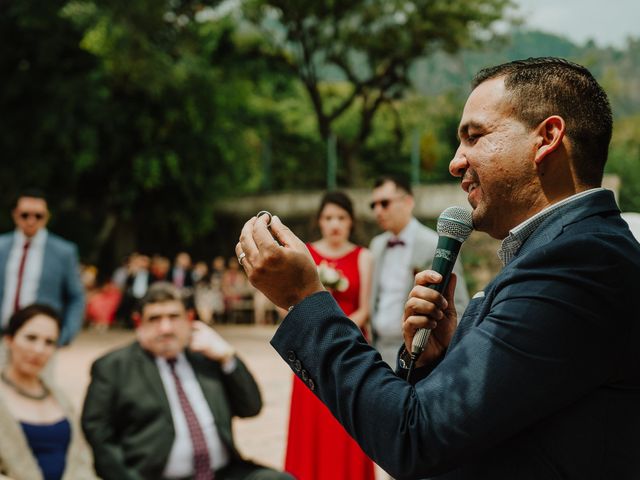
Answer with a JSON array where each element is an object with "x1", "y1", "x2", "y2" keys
[
  {"x1": 0, "y1": 234, "x2": 14, "y2": 319},
  {"x1": 517, "y1": 189, "x2": 619, "y2": 260},
  {"x1": 188, "y1": 352, "x2": 224, "y2": 420},
  {"x1": 370, "y1": 232, "x2": 391, "y2": 314},
  {"x1": 452, "y1": 190, "x2": 620, "y2": 348},
  {"x1": 132, "y1": 344, "x2": 172, "y2": 417}
]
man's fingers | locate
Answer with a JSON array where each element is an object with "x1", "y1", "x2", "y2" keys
[
  {"x1": 238, "y1": 217, "x2": 259, "y2": 271},
  {"x1": 414, "y1": 269, "x2": 443, "y2": 286},
  {"x1": 251, "y1": 213, "x2": 282, "y2": 252},
  {"x1": 404, "y1": 296, "x2": 445, "y2": 320},
  {"x1": 408, "y1": 285, "x2": 448, "y2": 310},
  {"x1": 268, "y1": 215, "x2": 301, "y2": 248},
  {"x1": 444, "y1": 273, "x2": 458, "y2": 315},
  {"x1": 404, "y1": 315, "x2": 438, "y2": 333}
]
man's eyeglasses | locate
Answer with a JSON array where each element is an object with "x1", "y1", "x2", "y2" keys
[
  {"x1": 369, "y1": 195, "x2": 405, "y2": 210},
  {"x1": 19, "y1": 212, "x2": 46, "y2": 221}
]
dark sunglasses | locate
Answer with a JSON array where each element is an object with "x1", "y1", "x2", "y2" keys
[
  {"x1": 369, "y1": 195, "x2": 405, "y2": 210},
  {"x1": 19, "y1": 212, "x2": 46, "y2": 221}
]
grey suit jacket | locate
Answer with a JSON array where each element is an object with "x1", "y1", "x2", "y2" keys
[
  {"x1": 272, "y1": 190, "x2": 640, "y2": 479},
  {"x1": 81, "y1": 342, "x2": 262, "y2": 480},
  {"x1": 369, "y1": 219, "x2": 470, "y2": 336},
  {"x1": 0, "y1": 231, "x2": 85, "y2": 345}
]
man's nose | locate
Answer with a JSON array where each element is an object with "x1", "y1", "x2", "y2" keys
[
  {"x1": 158, "y1": 317, "x2": 174, "y2": 332},
  {"x1": 449, "y1": 147, "x2": 468, "y2": 178}
]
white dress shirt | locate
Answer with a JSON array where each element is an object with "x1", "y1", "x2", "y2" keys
[
  {"x1": 372, "y1": 219, "x2": 418, "y2": 338},
  {"x1": 157, "y1": 353, "x2": 230, "y2": 478},
  {"x1": 2, "y1": 229, "x2": 47, "y2": 327}
]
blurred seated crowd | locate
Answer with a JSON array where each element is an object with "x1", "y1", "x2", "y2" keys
[{"x1": 81, "y1": 251, "x2": 279, "y2": 331}]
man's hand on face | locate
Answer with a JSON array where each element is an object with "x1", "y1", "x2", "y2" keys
[
  {"x1": 189, "y1": 321, "x2": 235, "y2": 364},
  {"x1": 236, "y1": 215, "x2": 324, "y2": 310}
]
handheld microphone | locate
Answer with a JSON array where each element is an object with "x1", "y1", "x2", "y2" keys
[{"x1": 410, "y1": 206, "x2": 473, "y2": 361}]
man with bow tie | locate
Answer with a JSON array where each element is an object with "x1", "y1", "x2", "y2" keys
[{"x1": 368, "y1": 176, "x2": 469, "y2": 366}]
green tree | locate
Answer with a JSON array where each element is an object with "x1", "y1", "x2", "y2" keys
[
  {"x1": 1, "y1": 0, "x2": 271, "y2": 267},
  {"x1": 608, "y1": 114, "x2": 640, "y2": 213},
  {"x1": 243, "y1": 0, "x2": 512, "y2": 185}
]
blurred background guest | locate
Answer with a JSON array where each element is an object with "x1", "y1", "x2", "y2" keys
[
  {"x1": 193, "y1": 261, "x2": 216, "y2": 324},
  {"x1": 208, "y1": 256, "x2": 227, "y2": 323},
  {"x1": 115, "y1": 253, "x2": 151, "y2": 328},
  {"x1": 0, "y1": 304, "x2": 96, "y2": 480},
  {"x1": 368, "y1": 176, "x2": 470, "y2": 366},
  {"x1": 0, "y1": 190, "x2": 85, "y2": 349},
  {"x1": 285, "y1": 191, "x2": 375, "y2": 480},
  {"x1": 169, "y1": 252, "x2": 194, "y2": 290},
  {"x1": 221, "y1": 257, "x2": 252, "y2": 323}
]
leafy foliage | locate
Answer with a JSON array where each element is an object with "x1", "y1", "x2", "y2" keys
[
  {"x1": 243, "y1": 0, "x2": 513, "y2": 184},
  {"x1": 1, "y1": 0, "x2": 640, "y2": 271}
]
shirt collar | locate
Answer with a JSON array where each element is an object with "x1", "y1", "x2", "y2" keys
[
  {"x1": 14, "y1": 228, "x2": 48, "y2": 247},
  {"x1": 497, "y1": 188, "x2": 605, "y2": 266},
  {"x1": 157, "y1": 351, "x2": 187, "y2": 369}
]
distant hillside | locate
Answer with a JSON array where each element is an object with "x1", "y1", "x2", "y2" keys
[{"x1": 409, "y1": 29, "x2": 640, "y2": 119}]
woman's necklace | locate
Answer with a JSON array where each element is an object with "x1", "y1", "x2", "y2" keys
[{"x1": 0, "y1": 370, "x2": 49, "y2": 401}]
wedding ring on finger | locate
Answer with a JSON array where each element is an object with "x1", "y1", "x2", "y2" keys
[
  {"x1": 257, "y1": 210, "x2": 273, "y2": 227},
  {"x1": 237, "y1": 251, "x2": 247, "y2": 266}
]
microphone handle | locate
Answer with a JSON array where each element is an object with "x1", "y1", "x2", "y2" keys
[{"x1": 410, "y1": 236, "x2": 461, "y2": 357}]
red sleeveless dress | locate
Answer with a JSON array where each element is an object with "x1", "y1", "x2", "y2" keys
[{"x1": 284, "y1": 244, "x2": 375, "y2": 480}]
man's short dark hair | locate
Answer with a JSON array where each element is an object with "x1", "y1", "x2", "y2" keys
[
  {"x1": 472, "y1": 57, "x2": 612, "y2": 187},
  {"x1": 373, "y1": 175, "x2": 413, "y2": 196},
  {"x1": 13, "y1": 188, "x2": 48, "y2": 209},
  {"x1": 135, "y1": 282, "x2": 186, "y2": 315}
]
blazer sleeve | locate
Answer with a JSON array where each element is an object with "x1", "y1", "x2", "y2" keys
[
  {"x1": 270, "y1": 233, "x2": 634, "y2": 479},
  {"x1": 219, "y1": 356, "x2": 262, "y2": 418},
  {"x1": 81, "y1": 359, "x2": 144, "y2": 480},
  {"x1": 59, "y1": 242, "x2": 85, "y2": 346}
]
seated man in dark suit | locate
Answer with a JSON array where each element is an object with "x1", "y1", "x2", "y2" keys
[{"x1": 82, "y1": 282, "x2": 292, "y2": 480}]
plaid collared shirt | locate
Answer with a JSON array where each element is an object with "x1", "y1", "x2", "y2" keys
[{"x1": 497, "y1": 188, "x2": 605, "y2": 266}]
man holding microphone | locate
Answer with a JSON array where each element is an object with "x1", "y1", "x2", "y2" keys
[{"x1": 237, "y1": 58, "x2": 640, "y2": 479}]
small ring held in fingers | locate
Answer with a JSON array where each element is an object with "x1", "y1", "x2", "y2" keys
[
  {"x1": 256, "y1": 210, "x2": 273, "y2": 227},
  {"x1": 237, "y1": 251, "x2": 247, "y2": 266}
]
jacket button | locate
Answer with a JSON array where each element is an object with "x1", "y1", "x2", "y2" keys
[
  {"x1": 307, "y1": 378, "x2": 315, "y2": 391},
  {"x1": 293, "y1": 359, "x2": 302, "y2": 372},
  {"x1": 301, "y1": 370, "x2": 309, "y2": 382},
  {"x1": 286, "y1": 351, "x2": 296, "y2": 363}
]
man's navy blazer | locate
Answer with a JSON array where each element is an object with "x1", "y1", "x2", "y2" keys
[
  {"x1": 0, "y1": 231, "x2": 85, "y2": 345},
  {"x1": 271, "y1": 189, "x2": 640, "y2": 479}
]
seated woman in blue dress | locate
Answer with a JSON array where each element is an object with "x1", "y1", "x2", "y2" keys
[{"x1": 0, "y1": 304, "x2": 97, "y2": 480}]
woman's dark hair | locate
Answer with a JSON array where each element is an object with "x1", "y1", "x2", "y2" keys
[
  {"x1": 4, "y1": 304, "x2": 62, "y2": 337},
  {"x1": 316, "y1": 191, "x2": 355, "y2": 222},
  {"x1": 314, "y1": 190, "x2": 356, "y2": 237}
]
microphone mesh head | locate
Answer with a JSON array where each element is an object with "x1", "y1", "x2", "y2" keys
[{"x1": 437, "y1": 206, "x2": 473, "y2": 242}]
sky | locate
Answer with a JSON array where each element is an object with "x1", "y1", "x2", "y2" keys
[{"x1": 511, "y1": 0, "x2": 639, "y2": 48}]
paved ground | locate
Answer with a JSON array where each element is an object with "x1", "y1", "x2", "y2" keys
[{"x1": 57, "y1": 325, "x2": 389, "y2": 478}]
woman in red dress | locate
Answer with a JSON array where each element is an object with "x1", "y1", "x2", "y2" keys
[{"x1": 285, "y1": 191, "x2": 375, "y2": 480}]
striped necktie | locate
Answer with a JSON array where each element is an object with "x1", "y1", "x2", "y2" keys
[
  {"x1": 167, "y1": 359, "x2": 214, "y2": 480},
  {"x1": 13, "y1": 239, "x2": 31, "y2": 313}
]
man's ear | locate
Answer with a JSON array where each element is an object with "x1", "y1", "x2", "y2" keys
[
  {"x1": 131, "y1": 312, "x2": 141, "y2": 328},
  {"x1": 535, "y1": 115, "x2": 566, "y2": 165},
  {"x1": 186, "y1": 309, "x2": 196, "y2": 322}
]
